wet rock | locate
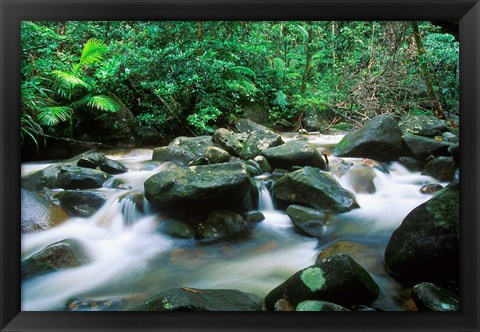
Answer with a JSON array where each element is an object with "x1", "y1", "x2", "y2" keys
[
  {"x1": 334, "y1": 115, "x2": 406, "y2": 161},
  {"x1": 399, "y1": 115, "x2": 448, "y2": 138},
  {"x1": 342, "y1": 166, "x2": 377, "y2": 194},
  {"x1": 260, "y1": 140, "x2": 326, "y2": 171},
  {"x1": 245, "y1": 159, "x2": 263, "y2": 175},
  {"x1": 402, "y1": 134, "x2": 450, "y2": 160},
  {"x1": 452, "y1": 168, "x2": 459, "y2": 185},
  {"x1": 399, "y1": 157, "x2": 425, "y2": 172},
  {"x1": 202, "y1": 210, "x2": 248, "y2": 241},
  {"x1": 22, "y1": 163, "x2": 65, "y2": 191},
  {"x1": 204, "y1": 146, "x2": 231, "y2": 164},
  {"x1": 296, "y1": 300, "x2": 349, "y2": 311},
  {"x1": 264, "y1": 254, "x2": 379, "y2": 309},
  {"x1": 131, "y1": 288, "x2": 262, "y2": 311},
  {"x1": 156, "y1": 218, "x2": 195, "y2": 239},
  {"x1": 57, "y1": 165, "x2": 111, "y2": 190},
  {"x1": 77, "y1": 152, "x2": 128, "y2": 174},
  {"x1": 168, "y1": 136, "x2": 213, "y2": 157},
  {"x1": 241, "y1": 130, "x2": 284, "y2": 159},
  {"x1": 188, "y1": 157, "x2": 209, "y2": 166},
  {"x1": 274, "y1": 299, "x2": 295, "y2": 311},
  {"x1": 144, "y1": 163, "x2": 255, "y2": 218},
  {"x1": 244, "y1": 211, "x2": 265, "y2": 223},
  {"x1": 21, "y1": 188, "x2": 69, "y2": 233},
  {"x1": 105, "y1": 178, "x2": 132, "y2": 190},
  {"x1": 327, "y1": 158, "x2": 354, "y2": 177},
  {"x1": 447, "y1": 143, "x2": 459, "y2": 162},
  {"x1": 273, "y1": 167, "x2": 358, "y2": 213},
  {"x1": 315, "y1": 241, "x2": 375, "y2": 266},
  {"x1": 420, "y1": 184, "x2": 443, "y2": 195},
  {"x1": 152, "y1": 146, "x2": 196, "y2": 165},
  {"x1": 234, "y1": 118, "x2": 269, "y2": 134},
  {"x1": 245, "y1": 164, "x2": 261, "y2": 177},
  {"x1": 67, "y1": 297, "x2": 129, "y2": 311},
  {"x1": 253, "y1": 156, "x2": 272, "y2": 173},
  {"x1": 385, "y1": 184, "x2": 459, "y2": 283},
  {"x1": 411, "y1": 282, "x2": 459, "y2": 311},
  {"x1": 55, "y1": 190, "x2": 106, "y2": 217},
  {"x1": 286, "y1": 205, "x2": 328, "y2": 238},
  {"x1": 212, "y1": 128, "x2": 243, "y2": 156},
  {"x1": 442, "y1": 132, "x2": 459, "y2": 144},
  {"x1": 21, "y1": 239, "x2": 90, "y2": 279},
  {"x1": 422, "y1": 156, "x2": 457, "y2": 182}
]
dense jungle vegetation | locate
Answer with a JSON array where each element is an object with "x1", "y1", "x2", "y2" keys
[{"x1": 21, "y1": 21, "x2": 459, "y2": 156}]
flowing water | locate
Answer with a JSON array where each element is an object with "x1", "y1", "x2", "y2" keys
[{"x1": 21, "y1": 134, "x2": 448, "y2": 311}]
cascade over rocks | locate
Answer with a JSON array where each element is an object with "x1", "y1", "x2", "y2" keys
[
  {"x1": 385, "y1": 184, "x2": 459, "y2": 283},
  {"x1": 21, "y1": 188, "x2": 69, "y2": 233},
  {"x1": 241, "y1": 129, "x2": 284, "y2": 159},
  {"x1": 131, "y1": 288, "x2": 262, "y2": 311},
  {"x1": 264, "y1": 254, "x2": 379, "y2": 309},
  {"x1": 273, "y1": 166, "x2": 358, "y2": 213},
  {"x1": 144, "y1": 163, "x2": 256, "y2": 219},
  {"x1": 334, "y1": 115, "x2": 406, "y2": 161},
  {"x1": 260, "y1": 140, "x2": 326, "y2": 171}
]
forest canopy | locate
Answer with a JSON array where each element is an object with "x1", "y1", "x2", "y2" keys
[{"x1": 21, "y1": 21, "x2": 459, "y2": 153}]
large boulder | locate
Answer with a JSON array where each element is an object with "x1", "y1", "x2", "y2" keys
[
  {"x1": 260, "y1": 140, "x2": 326, "y2": 171},
  {"x1": 241, "y1": 130, "x2": 284, "y2": 159},
  {"x1": 212, "y1": 128, "x2": 243, "y2": 156},
  {"x1": 286, "y1": 205, "x2": 329, "y2": 238},
  {"x1": 422, "y1": 156, "x2": 457, "y2": 182},
  {"x1": 264, "y1": 254, "x2": 379, "y2": 309},
  {"x1": 22, "y1": 163, "x2": 111, "y2": 191},
  {"x1": 402, "y1": 134, "x2": 451, "y2": 160},
  {"x1": 168, "y1": 136, "x2": 214, "y2": 157},
  {"x1": 334, "y1": 115, "x2": 406, "y2": 161},
  {"x1": 411, "y1": 282, "x2": 459, "y2": 311},
  {"x1": 234, "y1": 118, "x2": 269, "y2": 133},
  {"x1": 399, "y1": 115, "x2": 449, "y2": 138},
  {"x1": 21, "y1": 239, "x2": 90, "y2": 279},
  {"x1": 152, "y1": 146, "x2": 197, "y2": 165},
  {"x1": 144, "y1": 163, "x2": 255, "y2": 218},
  {"x1": 55, "y1": 190, "x2": 107, "y2": 218},
  {"x1": 21, "y1": 189, "x2": 68, "y2": 233},
  {"x1": 77, "y1": 152, "x2": 127, "y2": 174},
  {"x1": 204, "y1": 146, "x2": 231, "y2": 164},
  {"x1": 385, "y1": 184, "x2": 459, "y2": 283},
  {"x1": 131, "y1": 288, "x2": 262, "y2": 311},
  {"x1": 273, "y1": 167, "x2": 358, "y2": 213}
]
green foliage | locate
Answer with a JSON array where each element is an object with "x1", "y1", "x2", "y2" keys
[{"x1": 187, "y1": 107, "x2": 222, "y2": 134}]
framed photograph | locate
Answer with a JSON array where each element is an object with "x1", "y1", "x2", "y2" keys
[{"x1": 1, "y1": 0, "x2": 479, "y2": 331}]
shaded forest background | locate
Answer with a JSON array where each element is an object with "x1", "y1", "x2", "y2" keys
[{"x1": 21, "y1": 21, "x2": 459, "y2": 159}]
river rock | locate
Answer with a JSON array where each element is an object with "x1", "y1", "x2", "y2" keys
[
  {"x1": 264, "y1": 254, "x2": 379, "y2": 309},
  {"x1": 402, "y1": 134, "x2": 451, "y2": 160},
  {"x1": 212, "y1": 128, "x2": 243, "y2": 156},
  {"x1": 55, "y1": 190, "x2": 106, "y2": 217},
  {"x1": 188, "y1": 157, "x2": 209, "y2": 166},
  {"x1": 447, "y1": 143, "x2": 459, "y2": 162},
  {"x1": 327, "y1": 158, "x2": 354, "y2": 177},
  {"x1": 77, "y1": 152, "x2": 128, "y2": 174},
  {"x1": 273, "y1": 167, "x2": 358, "y2": 213},
  {"x1": 421, "y1": 156, "x2": 457, "y2": 182},
  {"x1": 399, "y1": 115, "x2": 448, "y2": 138},
  {"x1": 260, "y1": 140, "x2": 326, "y2": 171},
  {"x1": 399, "y1": 156, "x2": 425, "y2": 172},
  {"x1": 202, "y1": 210, "x2": 248, "y2": 241},
  {"x1": 68, "y1": 297, "x2": 129, "y2": 311},
  {"x1": 21, "y1": 239, "x2": 90, "y2": 279},
  {"x1": 204, "y1": 146, "x2": 230, "y2": 164},
  {"x1": 152, "y1": 146, "x2": 197, "y2": 165},
  {"x1": 168, "y1": 136, "x2": 213, "y2": 157},
  {"x1": 253, "y1": 156, "x2": 272, "y2": 173},
  {"x1": 411, "y1": 282, "x2": 459, "y2": 311},
  {"x1": 274, "y1": 299, "x2": 295, "y2": 311},
  {"x1": 296, "y1": 300, "x2": 349, "y2": 311},
  {"x1": 385, "y1": 184, "x2": 459, "y2": 283},
  {"x1": 22, "y1": 163, "x2": 64, "y2": 191},
  {"x1": 342, "y1": 165, "x2": 377, "y2": 194},
  {"x1": 241, "y1": 129, "x2": 284, "y2": 159},
  {"x1": 131, "y1": 288, "x2": 262, "y2": 311},
  {"x1": 144, "y1": 163, "x2": 255, "y2": 218},
  {"x1": 234, "y1": 118, "x2": 269, "y2": 133},
  {"x1": 286, "y1": 205, "x2": 329, "y2": 238},
  {"x1": 56, "y1": 165, "x2": 111, "y2": 189},
  {"x1": 420, "y1": 184, "x2": 443, "y2": 195},
  {"x1": 156, "y1": 218, "x2": 195, "y2": 239},
  {"x1": 21, "y1": 188, "x2": 69, "y2": 233},
  {"x1": 244, "y1": 211, "x2": 265, "y2": 223},
  {"x1": 334, "y1": 115, "x2": 406, "y2": 161}
]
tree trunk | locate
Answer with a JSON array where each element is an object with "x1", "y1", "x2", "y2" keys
[{"x1": 300, "y1": 22, "x2": 314, "y2": 96}]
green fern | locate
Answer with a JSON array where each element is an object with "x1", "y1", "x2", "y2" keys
[
  {"x1": 274, "y1": 90, "x2": 289, "y2": 109},
  {"x1": 230, "y1": 65, "x2": 256, "y2": 78},
  {"x1": 73, "y1": 94, "x2": 122, "y2": 112},
  {"x1": 73, "y1": 38, "x2": 108, "y2": 74},
  {"x1": 37, "y1": 106, "x2": 72, "y2": 126},
  {"x1": 51, "y1": 70, "x2": 89, "y2": 97}
]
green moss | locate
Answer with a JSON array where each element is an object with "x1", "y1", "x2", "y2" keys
[
  {"x1": 300, "y1": 267, "x2": 326, "y2": 292},
  {"x1": 296, "y1": 300, "x2": 324, "y2": 311},
  {"x1": 162, "y1": 299, "x2": 173, "y2": 310}
]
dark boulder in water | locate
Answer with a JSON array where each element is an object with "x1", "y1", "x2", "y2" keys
[
  {"x1": 152, "y1": 146, "x2": 197, "y2": 165},
  {"x1": 411, "y1": 282, "x2": 459, "y2": 311},
  {"x1": 422, "y1": 156, "x2": 457, "y2": 182},
  {"x1": 260, "y1": 140, "x2": 326, "y2": 171},
  {"x1": 402, "y1": 134, "x2": 451, "y2": 160},
  {"x1": 399, "y1": 115, "x2": 448, "y2": 138},
  {"x1": 334, "y1": 115, "x2": 406, "y2": 161},
  {"x1": 202, "y1": 210, "x2": 248, "y2": 241},
  {"x1": 241, "y1": 129, "x2": 284, "y2": 159},
  {"x1": 264, "y1": 254, "x2": 379, "y2": 309},
  {"x1": 286, "y1": 205, "x2": 329, "y2": 238},
  {"x1": 77, "y1": 152, "x2": 128, "y2": 174},
  {"x1": 131, "y1": 288, "x2": 262, "y2": 311},
  {"x1": 55, "y1": 190, "x2": 107, "y2": 217},
  {"x1": 385, "y1": 184, "x2": 459, "y2": 283}
]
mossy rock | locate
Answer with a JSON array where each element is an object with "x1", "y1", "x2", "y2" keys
[{"x1": 260, "y1": 140, "x2": 326, "y2": 171}]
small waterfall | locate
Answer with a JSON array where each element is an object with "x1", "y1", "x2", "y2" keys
[{"x1": 255, "y1": 179, "x2": 274, "y2": 211}]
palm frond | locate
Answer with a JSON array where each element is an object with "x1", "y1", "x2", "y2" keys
[
  {"x1": 274, "y1": 90, "x2": 289, "y2": 109},
  {"x1": 229, "y1": 65, "x2": 256, "y2": 78},
  {"x1": 226, "y1": 79, "x2": 258, "y2": 94},
  {"x1": 51, "y1": 70, "x2": 89, "y2": 96},
  {"x1": 296, "y1": 25, "x2": 309, "y2": 41},
  {"x1": 21, "y1": 113, "x2": 44, "y2": 150},
  {"x1": 73, "y1": 94, "x2": 121, "y2": 112},
  {"x1": 77, "y1": 39, "x2": 108, "y2": 69},
  {"x1": 37, "y1": 106, "x2": 72, "y2": 126}
]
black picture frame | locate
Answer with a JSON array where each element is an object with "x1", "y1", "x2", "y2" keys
[{"x1": 1, "y1": 0, "x2": 479, "y2": 331}]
